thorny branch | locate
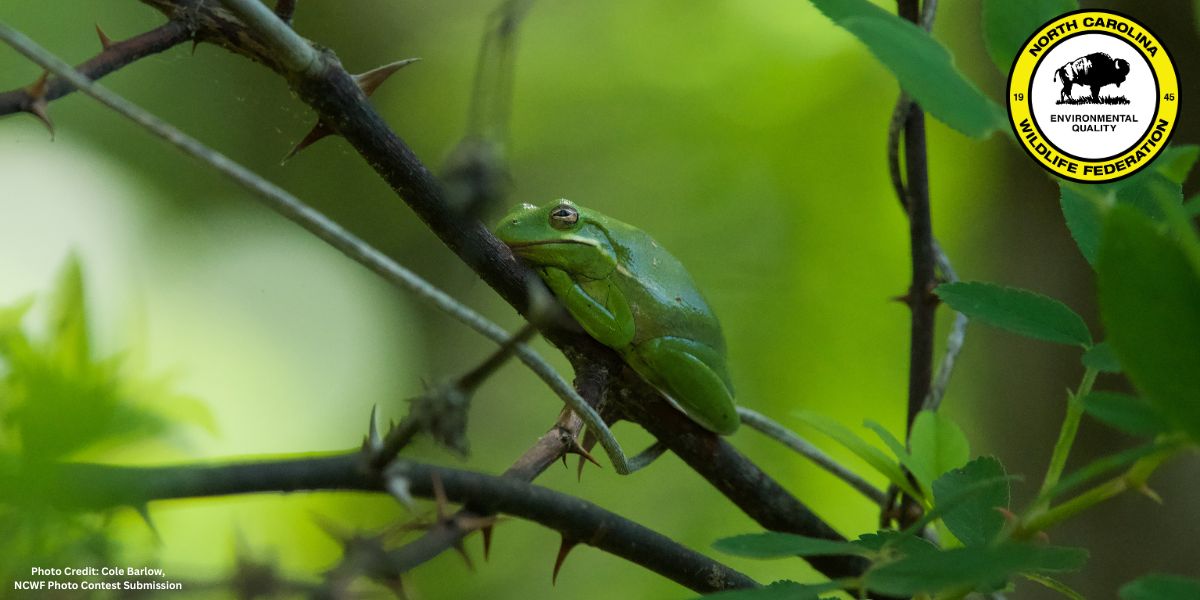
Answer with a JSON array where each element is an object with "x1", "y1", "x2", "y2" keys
[{"x1": 6, "y1": 454, "x2": 757, "y2": 594}]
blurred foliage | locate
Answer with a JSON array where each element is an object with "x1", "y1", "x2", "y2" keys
[{"x1": 0, "y1": 0, "x2": 1198, "y2": 598}]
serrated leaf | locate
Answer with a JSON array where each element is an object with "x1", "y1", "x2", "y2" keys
[
  {"x1": 907, "y1": 410, "x2": 970, "y2": 493},
  {"x1": 1083, "y1": 392, "x2": 1171, "y2": 437},
  {"x1": 936, "y1": 282, "x2": 1091, "y2": 347},
  {"x1": 713, "y1": 532, "x2": 867, "y2": 559},
  {"x1": 1120, "y1": 574, "x2": 1200, "y2": 600},
  {"x1": 854, "y1": 530, "x2": 938, "y2": 557},
  {"x1": 1082, "y1": 341, "x2": 1121, "y2": 373},
  {"x1": 1098, "y1": 206, "x2": 1200, "y2": 441},
  {"x1": 864, "y1": 544, "x2": 1088, "y2": 596},
  {"x1": 981, "y1": 0, "x2": 1077, "y2": 72},
  {"x1": 931, "y1": 456, "x2": 1009, "y2": 547},
  {"x1": 697, "y1": 580, "x2": 839, "y2": 600},
  {"x1": 808, "y1": 0, "x2": 1005, "y2": 138},
  {"x1": 793, "y1": 409, "x2": 921, "y2": 499},
  {"x1": 1060, "y1": 185, "x2": 1109, "y2": 266}
]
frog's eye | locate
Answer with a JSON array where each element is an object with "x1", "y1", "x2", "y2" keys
[{"x1": 549, "y1": 205, "x2": 579, "y2": 229}]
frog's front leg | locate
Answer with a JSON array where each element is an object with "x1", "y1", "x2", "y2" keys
[
  {"x1": 630, "y1": 337, "x2": 739, "y2": 435},
  {"x1": 539, "y1": 267, "x2": 635, "y2": 349}
]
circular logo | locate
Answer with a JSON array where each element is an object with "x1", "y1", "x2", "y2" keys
[{"x1": 1007, "y1": 10, "x2": 1179, "y2": 183}]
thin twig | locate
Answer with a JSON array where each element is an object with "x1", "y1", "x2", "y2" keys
[
  {"x1": 738, "y1": 407, "x2": 886, "y2": 505},
  {"x1": 0, "y1": 21, "x2": 190, "y2": 120},
  {"x1": 218, "y1": 0, "x2": 315, "y2": 72},
  {"x1": 0, "y1": 22, "x2": 639, "y2": 475},
  {"x1": 10, "y1": 454, "x2": 758, "y2": 594}
]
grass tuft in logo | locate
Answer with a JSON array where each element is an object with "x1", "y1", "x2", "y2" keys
[{"x1": 1007, "y1": 10, "x2": 1179, "y2": 183}]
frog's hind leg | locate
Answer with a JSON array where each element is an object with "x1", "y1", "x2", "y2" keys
[{"x1": 630, "y1": 337, "x2": 739, "y2": 435}]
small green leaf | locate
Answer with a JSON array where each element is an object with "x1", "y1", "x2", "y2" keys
[
  {"x1": 1060, "y1": 185, "x2": 1108, "y2": 266},
  {"x1": 713, "y1": 532, "x2": 867, "y2": 559},
  {"x1": 936, "y1": 282, "x2": 1091, "y2": 347},
  {"x1": 50, "y1": 254, "x2": 91, "y2": 371},
  {"x1": 697, "y1": 580, "x2": 838, "y2": 600},
  {"x1": 1185, "y1": 195, "x2": 1200, "y2": 217},
  {"x1": 864, "y1": 544, "x2": 1088, "y2": 596},
  {"x1": 1098, "y1": 206, "x2": 1200, "y2": 440},
  {"x1": 808, "y1": 0, "x2": 1005, "y2": 138},
  {"x1": 862, "y1": 420, "x2": 909, "y2": 463},
  {"x1": 908, "y1": 411, "x2": 970, "y2": 494},
  {"x1": 1024, "y1": 573, "x2": 1087, "y2": 600},
  {"x1": 981, "y1": 0, "x2": 1077, "y2": 72},
  {"x1": 1083, "y1": 392, "x2": 1171, "y2": 437},
  {"x1": 1120, "y1": 574, "x2": 1200, "y2": 600},
  {"x1": 793, "y1": 410, "x2": 921, "y2": 499},
  {"x1": 1151, "y1": 144, "x2": 1200, "y2": 185},
  {"x1": 931, "y1": 456, "x2": 1009, "y2": 547},
  {"x1": 1081, "y1": 342, "x2": 1121, "y2": 373}
]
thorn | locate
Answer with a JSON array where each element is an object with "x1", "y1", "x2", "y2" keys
[
  {"x1": 310, "y1": 512, "x2": 352, "y2": 542},
  {"x1": 560, "y1": 453, "x2": 568, "y2": 468},
  {"x1": 567, "y1": 437, "x2": 601, "y2": 468},
  {"x1": 191, "y1": 37, "x2": 200, "y2": 55},
  {"x1": 552, "y1": 536, "x2": 579, "y2": 585},
  {"x1": 576, "y1": 429, "x2": 598, "y2": 481},
  {"x1": 480, "y1": 525, "x2": 493, "y2": 561},
  {"x1": 281, "y1": 120, "x2": 334, "y2": 163},
  {"x1": 1137, "y1": 484, "x2": 1163, "y2": 504},
  {"x1": 24, "y1": 71, "x2": 54, "y2": 139},
  {"x1": 95, "y1": 24, "x2": 114, "y2": 50},
  {"x1": 133, "y1": 504, "x2": 161, "y2": 542},
  {"x1": 452, "y1": 540, "x2": 475, "y2": 570},
  {"x1": 890, "y1": 292, "x2": 912, "y2": 305},
  {"x1": 353, "y1": 58, "x2": 421, "y2": 97},
  {"x1": 431, "y1": 472, "x2": 450, "y2": 521},
  {"x1": 367, "y1": 404, "x2": 383, "y2": 453},
  {"x1": 385, "y1": 473, "x2": 417, "y2": 512}
]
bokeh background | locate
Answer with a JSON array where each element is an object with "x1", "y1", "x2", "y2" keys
[{"x1": 1, "y1": 1, "x2": 1197, "y2": 598}]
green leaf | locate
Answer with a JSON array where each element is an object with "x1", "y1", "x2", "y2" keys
[
  {"x1": 931, "y1": 456, "x2": 1009, "y2": 547},
  {"x1": 865, "y1": 544, "x2": 1088, "y2": 596},
  {"x1": 907, "y1": 411, "x2": 970, "y2": 493},
  {"x1": 793, "y1": 410, "x2": 921, "y2": 499},
  {"x1": 936, "y1": 281, "x2": 1091, "y2": 347},
  {"x1": 1120, "y1": 574, "x2": 1200, "y2": 600},
  {"x1": 1185, "y1": 195, "x2": 1200, "y2": 217},
  {"x1": 1098, "y1": 206, "x2": 1200, "y2": 440},
  {"x1": 1058, "y1": 145, "x2": 1194, "y2": 267},
  {"x1": 1024, "y1": 573, "x2": 1087, "y2": 600},
  {"x1": 862, "y1": 419, "x2": 909, "y2": 463},
  {"x1": 50, "y1": 254, "x2": 91, "y2": 371},
  {"x1": 1060, "y1": 185, "x2": 1108, "y2": 265},
  {"x1": 1083, "y1": 392, "x2": 1171, "y2": 437},
  {"x1": 981, "y1": 0, "x2": 1077, "y2": 72},
  {"x1": 808, "y1": 0, "x2": 1005, "y2": 138},
  {"x1": 1081, "y1": 341, "x2": 1121, "y2": 373},
  {"x1": 854, "y1": 530, "x2": 938, "y2": 557},
  {"x1": 697, "y1": 580, "x2": 838, "y2": 600},
  {"x1": 1153, "y1": 144, "x2": 1200, "y2": 185},
  {"x1": 712, "y1": 532, "x2": 867, "y2": 559}
]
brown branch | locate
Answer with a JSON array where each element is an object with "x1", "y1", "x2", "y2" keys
[
  {"x1": 6, "y1": 453, "x2": 757, "y2": 594},
  {"x1": 0, "y1": 21, "x2": 190, "y2": 120},
  {"x1": 896, "y1": 0, "x2": 937, "y2": 433}
]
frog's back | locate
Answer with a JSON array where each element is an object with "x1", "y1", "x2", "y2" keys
[{"x1": 593, "y1": 214, "x2": 726, "y2": 353}]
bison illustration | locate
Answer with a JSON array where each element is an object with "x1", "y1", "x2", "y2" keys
[{"x1": 1054, "y1": 52, "x2": 1131, "y2": 103}]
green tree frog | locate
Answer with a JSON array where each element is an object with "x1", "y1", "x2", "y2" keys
[{"x1": 495, "y1": 200, "x2": 738, "y2": 434}]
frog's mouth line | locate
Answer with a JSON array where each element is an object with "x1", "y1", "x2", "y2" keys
[{"x1": 506, "y1": 239, "x2": 596, "y2": 250}]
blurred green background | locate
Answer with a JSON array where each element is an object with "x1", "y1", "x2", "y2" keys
[{"x1": 1, "y1": 1, "x2": 1197, "y2": 598}]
